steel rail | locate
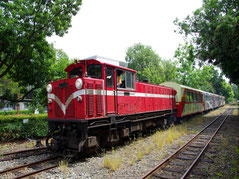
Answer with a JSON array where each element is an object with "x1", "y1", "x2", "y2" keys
[
  {"x1": 180, "y1": 110, "x2": 231, "y2": 178},
  {"x1": 0, "y1": 156, "x2": 58, "y2": 175},
  {"x1": 141, "y1": 109, "x2": 229, "y2": 179},
  {"x1": 1, "y1": 147, "x2": 49, "y2": 156},
  {"x1": 13, "y1": 164, "x2": 58, "y2": 179}
]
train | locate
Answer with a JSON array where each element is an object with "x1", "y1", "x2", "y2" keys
[
  {"x1": 46, "y1": 56, "x2": 225, "y2": 153},
  {"x1": 161, "y1": 82, "x2": 225, "y2": 118}
]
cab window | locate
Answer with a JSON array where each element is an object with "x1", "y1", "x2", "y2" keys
[
  {"x1": 87, "y1": 64, "x2": 102, "y2": 79},
  {"x1": 117, "y1": 70, "x2": 125, "y2": 88},
  {"x1": 117, "y1": 69, "x2": 135, "y2": 89},
  {"x1": 69, "y1": 67, "x2": 82, "y2": 78},
  {"x1": 126, "y1": 71, "x2": 132, "y2": 88}
]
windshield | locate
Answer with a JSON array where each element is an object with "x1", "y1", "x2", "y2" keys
[
  {"x1": 87, "y1": 64, "x2": 102, "y2": 79},
  {"x1": 69, "y1": 67, "x2": 83, "y2": 78}
]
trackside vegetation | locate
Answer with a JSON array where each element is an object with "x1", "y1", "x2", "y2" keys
[
  {"x1": 0, "y1": 110, "x2": 31, "y2": 116},
  {"x1": 0, "y1": 114, "x2": 48, "y2": 141}
]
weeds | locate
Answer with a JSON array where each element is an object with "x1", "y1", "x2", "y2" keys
[
  {"x1": 129, "y1": 155, "x2": 135, "y2": 166},
  {"x1": 221, "y1": 137, "x2": 229, "y2": 147},
  {"x1": 233, "y1": 108, "x2": 238, "y2": 116},
  {"x1": 136, "y1": 150, "x2": 144, "y2": 160},
  {"x1": 58, "y1": 159, "x2": 69, "y2": 175},
  {"x1": 216, "y1": 172, "x2": 223, "y2": 177},
  {"x1": 234, "y1": 145, "x2": 239, "y2": 155},
  {"x1": 103, "y1": 153, "x2": 122, "y2": 171}
]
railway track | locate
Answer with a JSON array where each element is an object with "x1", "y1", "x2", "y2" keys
[
  {"x1": 0, "y1": 156, "x2": 59, "y2": 178},
  {"x1": 0, "y1": 147, "x2": 50, "y2": 162},
  {"x1": 142, "y1": 108, "x2": 232, "y2": 179}
]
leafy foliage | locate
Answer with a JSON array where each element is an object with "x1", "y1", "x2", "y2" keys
[
  {"x1": 0, "y1": 0, "x2": 81, "y2": 104},
  {"x1": 125, "y1": 43, "x2": 178, "y2": 84},
  {"x1": 0, "y1": 110, "x2": 32, "y2": 116},
  {"x1": 174, "y1": 0, "x2": 239, "y2": 84},
  {"x1": 125, "y1": 43, "x2": 161, "y2": 82},
  {"x1": 174, "y1": 43, "x2": 235, "y2": 102},
  {"x1": 0, "y1": 114, "x2": 48, "y2": 141},
  {"x1": 30, "y1": 49, "x2": 72, "y2": 107}
]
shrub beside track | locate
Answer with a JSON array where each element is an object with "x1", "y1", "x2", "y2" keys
[
  {"x1": 0, "y1": 114, "x2": 48, "y2": 141},
  {"x1": 0, "y1": 110, "x2": 32, "y2": 116}
]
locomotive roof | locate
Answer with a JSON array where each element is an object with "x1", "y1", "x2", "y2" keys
[
  {"x1": 83, "y1": 55, "x2": 128, "y2": 68},
  {"x1": 65, "y1": 57, "x2": 136, "y2": 73}
]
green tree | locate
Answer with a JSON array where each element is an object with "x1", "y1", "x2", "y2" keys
[
  {"x1": 195, "y1": 66, "x2": 215, "y2": 93},
  {"x1": 231, "y1": 84, "x2": 239, "y2": 101},
  {"x1": 174, "y1": 0, "x2": 239, "y2": 84},
  {"x1": 0, "y1": 48, "x2": 71, "y2": 107},
  {"x1": 0, "y1": 0, "x2": 81, "y2": 103},
  {"x1": 174, "y1": 42, "x2": 234, "y2": 102},
  {"x1": 125, "y1": 43, "x2": 178, "y2": 84},
  {"x1": 174, "y1": 43, "x2": 198, "y2": 86},
  {"x1": 30, "y1": 49, "x2": 71, "y2": 107},
  {"x1": 125, "y1": 43, "x2": 161, "y2": 82},
  {"x1": 0, "y1": 0, "x2": 81, "y2": 79},
  {"x1": 50, "y1": 49, "x2": 72, "y2": 80},
  {"x1": 208, "y1": 68, "x2": 235, "y2": 102}
]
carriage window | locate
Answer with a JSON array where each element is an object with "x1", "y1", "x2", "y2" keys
[
  {"x1": 106, "y1": 68, "x2": 114, "y2": 87},
  {"x1": 185, "y1": 91, "x2": 190, "y2": 102},
  {"x1": 87, "y1": 64, "x2": 102, "y2": 79},
  {"x1": 69, "y1": 67, "x2": 82, "y2": 78},
  {"x1": 193, "y1": 93, "x2": 197, "y2": 102}
]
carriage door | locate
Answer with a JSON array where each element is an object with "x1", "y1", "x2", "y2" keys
[{"x1": 105, "y1": 67, "x2": 116, "y2": 114}]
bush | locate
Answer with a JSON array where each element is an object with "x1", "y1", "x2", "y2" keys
[
  {"x1": 0, "y1": 114, "x2": 48, "y2": 141},
  {"x1": 0, "y1": 110, "x2": 33, "y2": 116}
]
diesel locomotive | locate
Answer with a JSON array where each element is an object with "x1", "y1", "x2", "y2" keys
[{"x1": 46, "y1": 56, "x2": 225, "y2": 153}]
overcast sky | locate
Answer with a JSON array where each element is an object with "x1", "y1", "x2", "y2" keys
[{"x1": 47, "y1": 0, "x2": 203, "y2": 62}]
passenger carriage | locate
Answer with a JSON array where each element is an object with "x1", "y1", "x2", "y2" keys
[
  {"x1": 161, "y1": 82, "x2": 204, "y2": 118},
  {"x1": 203, "y1": 91, "x2": 215, "y2": 111},
  {"x1": 161, "y1": 82, "x2": 225, "y2": 118}
]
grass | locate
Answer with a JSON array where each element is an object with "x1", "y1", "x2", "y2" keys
[
  {"x1": 103, "y1": 150, "x2": 122, "y2": 171},
  {"x1": 58, "y1": 159, "x2": 69, "y2": 175},
  {"x1": 233, "y1": 108, "x2": 238, "y2": 116},
  {"x1": 221, "y1": 137, "x2": 229, "y2": 148},
  {"x1": 136, "y1": 150, "x2": 144, "y2": 160},
  {"x1": 129, "y1": 155, "x2": 135, "y2": 166}
]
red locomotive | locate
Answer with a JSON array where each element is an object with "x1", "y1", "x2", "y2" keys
[{"x1": 46, "y1": 57, "x2": 177, "y2": 152}]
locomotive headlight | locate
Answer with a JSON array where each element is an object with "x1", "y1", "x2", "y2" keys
[
  {"x1": 77, "y1": 96, "x2": 82, "y2": 102},
  {"x1": 46, "y1": 84, "x2": 52, "y2": 93},
  {"x1": 75, "y1": 78, "x2": 83, "y2": 89}
]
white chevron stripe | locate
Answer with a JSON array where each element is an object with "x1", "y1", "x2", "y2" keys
[{"x1": 48, "y1": 89, "x2": 85, "y2": 115}]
